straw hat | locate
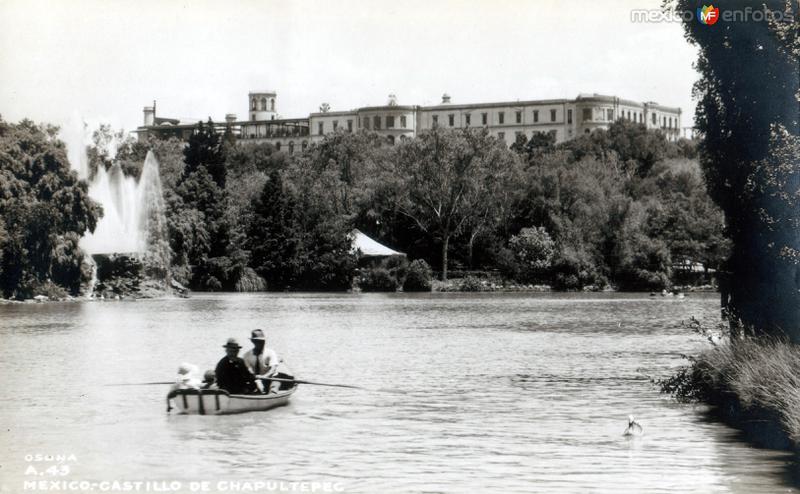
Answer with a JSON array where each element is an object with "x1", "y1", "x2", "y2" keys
[{"x1": 250, "y1": 329, "x2": 266, "y2": 341}]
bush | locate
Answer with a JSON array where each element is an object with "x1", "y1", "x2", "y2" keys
[
  {"x1": 234, "y1": 267, "x2": 267, "y2": 292},
  {"x1": 29, "y1": 280, "x2": 69, "y2": 300},
  {"x1": 550, "y1": 245, "x2": 604, "y2": 291},
  {"x1": 458, "y1": 276, "x2": 485, "y2": 292},
  {"x1": 359, "y1": 268, "x2": 398, "y2": 292},
  {"x1": 383, "y1": 256, "x2": 409, "y2": 284},
  {"x1": 509, "y1": 227, "x2": 555, "y2": 282},
  {"x1": 403, "y1": 259, "x2": 432, "y2": 292},
  {"x1": 494, "y1": 247, "x2": 520, "y2": 281}
]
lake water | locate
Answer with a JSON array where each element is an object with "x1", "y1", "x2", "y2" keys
[{"x1": 1, "y1": 292, "x2": 797, "y2": 493}]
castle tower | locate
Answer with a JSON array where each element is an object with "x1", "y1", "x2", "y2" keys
[
  {"x1": 143, "y1": 105, "x2": 155, "y2": 126},
  {"x1": 248, "y1": 90, "x2": 277, "y2": 121}
]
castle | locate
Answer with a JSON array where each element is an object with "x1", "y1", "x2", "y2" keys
[{"x1": 136, "y1": 91, "x2": 683, "y2": 154}]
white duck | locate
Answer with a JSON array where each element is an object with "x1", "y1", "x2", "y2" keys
[{"x1": 623, "y1": 415, "x2": 643, "y2": 437}]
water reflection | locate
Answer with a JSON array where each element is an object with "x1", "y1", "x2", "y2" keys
[{"x1": 0, "y1": 293, "x2": 797, "y2": 493}]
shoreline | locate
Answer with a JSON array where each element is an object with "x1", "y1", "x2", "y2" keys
[
  {"x1": 1, "y1": 284, "x2": 720, "y2": 303},
  {"x1": 659, "y1": 335, "x2": 800, "y2": 455}
]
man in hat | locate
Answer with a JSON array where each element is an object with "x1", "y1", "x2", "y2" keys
[
  {"x1": 242, "y1": 329, "x2": 281, "y2": 393},
  {"x1": 214, "y1": 338, "x2": 257, "y2": 394}
]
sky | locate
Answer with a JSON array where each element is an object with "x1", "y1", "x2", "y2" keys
[{"x1": 0, "y1": 0, "x2": 700, "y2": 135}]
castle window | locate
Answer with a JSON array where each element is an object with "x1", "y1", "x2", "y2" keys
[
  {"x1": 652, "y1": 113, "x2": 657, "y2": 125},
  {"x1": 464, "y1": 114, "x2": 471, "y2": 126},
  {"x1": 363, "y1": 117, "x2": 369, "y2": 129},
  {"x1": 432, "y1": 115, "x2": 439, "y2": 126},
  {"x1": 387, "y1": 116, "x2": 395, "y2": 128},
  {"x1": 251, "y1": 99, "x2": 257, "y2": 111},
  {"x1": 288, "y1": 141, "x2": 294, "y2": 154},
  {"x1": 318, "y1": 122, "x2": 324, "y2": 135},
  {"x1": 387, "y1": 135, "x2": 395, "y2": 145},
  {"x1": 270, "y1": 98, "x2": 275, "y2": 112},
  {"x1": 550, "y1": 109, "x2": 556, "y2": 122},
  {"x1": 582, "y1": 108, "x2": 592, "y2": 121},
  {"x1": 607, "y1": 109, "x2": 613, "y2": 121},
  {"x1": 567, "y1": 109, "x2": 573, "y2": 124},
  {"x1": 347, "y1": 120, "x2": 353, "y2": 132},
  {"x1": 400, "y1": 115, "x2": 407, "y2": 128},
  {"x1": 516, "y1": 111, "x2": 522, "y2": 124},
  {"x1": 373, "y1": 116, "x2": 381, "y2": 129},
  {"x1": 276, "y1": 142, "x2": 281, "y2": 151},
  {"x1": 533, "y1": 110, "x2": 539, "y2": 123},
  {"x1": 481, "y1": 113, "x2": 487, "y2": 125},
  {"x1": 333, "y1": 120, "x2": 339, "y2": 131},
  {"x1": 260, "y1": 97, "x2": 267, "y2": 111},
  {"x1": 448, "y1": 114, "x2": 454, "y2": 127},
  {"x1": 498, "y1": 112, "x2": 505, "y2": 124}
]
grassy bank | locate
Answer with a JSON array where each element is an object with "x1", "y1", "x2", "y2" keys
[{"x1": 660, "y1": 321, "x2": 800, "y2": 450}]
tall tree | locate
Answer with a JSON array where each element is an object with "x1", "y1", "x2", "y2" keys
[
  {"x1": 247, "y1": 171, "x2": 302, "y2": 289},
  {"x1": 171, "y1": 120, "x2": 233, "y2": 289},
  {"x1": 392, "y1": 127, "x2": 519, "y2": 281},
  {"x1": 674, "y1": 0, "x2": 800, "y2": 339},
  {"x1": 0, "y1": 119, "x2": 101, "y2": 298},
  {"x1": 184, "y1": 119, "x2": 228, "y2": 188}
]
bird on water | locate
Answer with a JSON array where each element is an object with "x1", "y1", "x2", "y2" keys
[{"x1": 623, "y1": 415, "x2": 643, "y2": 436}]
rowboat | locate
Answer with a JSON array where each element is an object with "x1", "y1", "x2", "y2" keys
[{"x1": 168, "y1": 387, "x2": 297, "y2": 415}]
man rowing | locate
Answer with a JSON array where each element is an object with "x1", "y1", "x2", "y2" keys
[
  {"x1": 242, "y1": 329, "x2": 281, "y2": 393},
  {"x1": 214, "y1": 338, "x2": 258, "y2": 394}
]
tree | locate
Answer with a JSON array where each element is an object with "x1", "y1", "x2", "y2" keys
[
  {"x1": 673, "y1": 0, "x2": 800, "y2": 339},
  {"x1": 0, "y1": 118, "x2": 101, "y2": 298},
  {"x1": 225, "y1": 141, "x2": 287, "y2": 179},
  {"x1": 611, "y1": 199, "x2": 672, "y2": 291},
  {"x1": 509, "y1": 227, "x2": 556, "y2": 282},
  {"x1": 634, "y1": 159, "x2": 730, "y2": 271},
  {"x1": 562, "y1": 120, "x2": 668, "y2": 177},
  {"x1": 293, "y1": 130, "x2": 389, "y2": 217},
  {"x1": 184, "y1": 119, "x2": 228, "y2": 188},
  {"x1": 170, "y1": 121, "x2": 234, "y2": 289},
  {"x1": 247, "y1": 171, "x2": 302, "y2": 289},
  {"x1": 391, "y1": 127, "x2": 519, "y2": 281}
]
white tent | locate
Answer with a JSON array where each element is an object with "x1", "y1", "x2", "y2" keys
[{"x1": 350, "y1": 229, "x2": 405, "y2": 258}]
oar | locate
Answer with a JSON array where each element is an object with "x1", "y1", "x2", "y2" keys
[
  {"x1": 108, "y1": 381, "x2": 174, "y2": 386},
  {"x1": 108, "y1": 378, "x2": 364, "y2": 389},
  {"x1": 260, "y1": 377, "x2": 364, "y2": 390}
]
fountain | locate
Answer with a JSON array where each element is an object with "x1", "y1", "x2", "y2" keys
[
  {"x1": 80, "y1": 152, "x2": 166, "y2": 256},
  {"x1": 64, "y1": 119, "x2": 171, "y2": 297}
]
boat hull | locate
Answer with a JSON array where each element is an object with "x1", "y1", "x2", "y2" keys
[{"x1": 170, "y1": 387, "x2": 296, "y2": 415}]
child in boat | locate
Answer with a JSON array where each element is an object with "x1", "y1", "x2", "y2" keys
[
  {"x1": 166, "y1": 363, "x2": 201, "y2": 412},
  {"x1": 170, "y1": 363, "x2": 201, "y2": 392},
  {"x1": 201, "y1": 370, "x2": 217, "y2": 389}
]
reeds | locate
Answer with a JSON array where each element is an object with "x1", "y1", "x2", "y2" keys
[{"x1": 659, "y1": 319, "x2": 800, "y2": 444}]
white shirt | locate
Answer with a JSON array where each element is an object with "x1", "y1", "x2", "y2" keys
[{"x1": 242, "y1": 348, "x2": 279, "y2": 377}]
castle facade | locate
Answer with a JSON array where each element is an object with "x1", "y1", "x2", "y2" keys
[{"x1": 137, "y1": 91, "x2": 683, "y2": 154}]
